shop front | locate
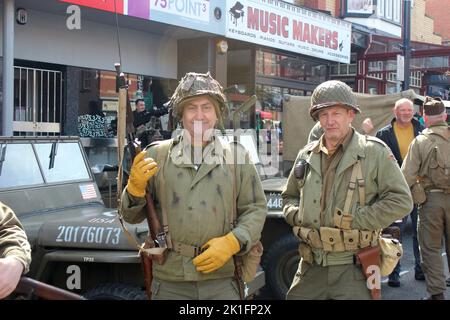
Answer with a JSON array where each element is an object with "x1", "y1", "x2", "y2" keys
[
  {"x1": 359, "y1": 35, "x2": 450, "y2": 98},
  {"x1": 2, "y1": 0, "x2": 353, "y2": 178},
  {"x1": 222, "y1": 0, "x2": 352, "y2": 172}
]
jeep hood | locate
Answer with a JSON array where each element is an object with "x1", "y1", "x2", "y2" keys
[
  {"x1": 25, "y1": 205, "x2": 147, "y2": 251},
  {"x1": 261, "y1": 177, "x2": 287, "y2": 193}
]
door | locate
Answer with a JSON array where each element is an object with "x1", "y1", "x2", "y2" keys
[{"x1": 14, "y1": 66, "x2": 63, "y2": 135}]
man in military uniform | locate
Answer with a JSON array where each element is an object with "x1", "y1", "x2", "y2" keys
[
  {"x1": 0, "y1": 201, "x2": 31, "y2": 299},
  {"x1": 282, "y1": 80, "x2": 413, "y2": 300},
  {"x1": 121, "y1": 72, "x2": 267, "y2": 300},
  {"x1": 401, "y1": 97, "x2": 450, "y2": 300}
]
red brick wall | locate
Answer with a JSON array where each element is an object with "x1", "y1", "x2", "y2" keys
[
  {"x1": 303, "y1": 0, "x2": 326, "y2": 10},
  {"x1": 426, "y1": 0, "x2": 450, "y2": 43},
  {"x1": 295, "y1": 0, "x2": 340, "y2": 17}
]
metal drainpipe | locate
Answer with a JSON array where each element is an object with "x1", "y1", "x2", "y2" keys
[
  {"x1": 2, "y1": 0, "x2": 15, "y2": 136},
  {"x1": 402, "y1": 0, "x2": 411, "y2": 90}
]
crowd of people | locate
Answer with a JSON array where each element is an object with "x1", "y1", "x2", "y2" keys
[{"x1": 2, "y1": 74, "x2": 449, "y2": 301}]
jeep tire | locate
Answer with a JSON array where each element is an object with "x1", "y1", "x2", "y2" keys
[{"x1": 262, "y1": 234, "x2": 300, "y2": 299}]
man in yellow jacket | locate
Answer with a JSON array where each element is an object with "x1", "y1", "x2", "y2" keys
[{"x1": 282, "y1": 80, "x2": 413, "y2": 300}]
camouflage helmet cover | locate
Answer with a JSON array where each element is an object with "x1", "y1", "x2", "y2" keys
[
  {"x1": 309, "y1": 80, "x2": 361, "y2": 120},
  {"x1": 423, "y1": 96, "x2": 445, "y2": 116},
  {"x1": 166, "y1": 72, "x2": 228, "y2": 121}
]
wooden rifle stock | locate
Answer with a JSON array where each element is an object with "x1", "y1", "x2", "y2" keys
[
  {"x1": 143, "y1": 192, "x2": 166, "y2": 265},
  {"x1": 14, "y1": 277, "x2": 85, "y2": 300}
]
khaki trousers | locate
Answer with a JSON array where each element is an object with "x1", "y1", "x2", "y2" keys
[
  {"x1": 286, "y1": 260, "x2": 372, "y2": 300},
  {"x1": 418, "y1": 192, "x2": 450, "y2": 295},
  {"x1": 151, "y1": 277, "x2": 240, "y2": 300}
]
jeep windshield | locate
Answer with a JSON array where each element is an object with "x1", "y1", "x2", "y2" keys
[{"x1": 0, "y1": 141, "x2": 90, "y2": 189}]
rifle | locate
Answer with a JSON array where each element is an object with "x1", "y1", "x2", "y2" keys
[
  {"x1": 115, "y1": 64, "x2": 166, "y2": 301},
  {"x1": 14, "y1": 277, "x2": 85, "y2": 300}
]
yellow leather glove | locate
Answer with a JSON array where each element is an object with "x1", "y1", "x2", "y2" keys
[
  {"x1": 126, "y1": 151, "x2": 158, "y2": 197},
  {"x1": 192, "y1": 232, "x2": 240, "y2": 274}
]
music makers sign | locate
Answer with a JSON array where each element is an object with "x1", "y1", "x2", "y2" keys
[{"x1": 226, "y1": 0, "x2": 352, "y2": 64}]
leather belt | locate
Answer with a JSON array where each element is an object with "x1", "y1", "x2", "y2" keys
[
  {"x1": 427, "y1": 189, "x2": 450, "y2": 194},
  {"x1": 171, "y1": 240, "x2": 203, "y2": 258}
]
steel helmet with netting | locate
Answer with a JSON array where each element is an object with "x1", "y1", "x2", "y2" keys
[
  {"x1": 166, "y1": 72, "x2": 228, "y2": 126},
  {"x1": 309, "y1": 80, "x2": 360, "y2": 120}
]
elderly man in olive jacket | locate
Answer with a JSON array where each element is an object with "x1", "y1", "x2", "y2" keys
[
  {"x1": 121, "y1": 72, "x2": 267, "y2": 300},
  {"x1": 282, "y1": 80, "x2": 413, "y2": 300}
]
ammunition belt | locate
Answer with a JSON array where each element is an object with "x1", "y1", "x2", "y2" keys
[{"x1": 293, "y1": 226, "x2": 379, "y2": 252}]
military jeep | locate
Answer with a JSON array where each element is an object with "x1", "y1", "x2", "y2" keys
[
  {"x1": 0, "y1": 136, "x2": 149, "y2": 299},
  {"x1": 0, "y1": 136, "x2": 264, "y2": 299}
]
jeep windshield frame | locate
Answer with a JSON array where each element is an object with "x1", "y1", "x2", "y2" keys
[{"x1": 0, "y1": 138, "x2": 92, "y2": 190}]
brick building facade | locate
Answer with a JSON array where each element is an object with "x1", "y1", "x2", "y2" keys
[
  {"x1": 411, "y1": 0, "x2": 442, "y2": 44},
  {"x1": 425, "y1": 0, "x2": 450, "y2": 45}
]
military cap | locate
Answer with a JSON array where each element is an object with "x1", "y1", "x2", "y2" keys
[{"x1": 423, "y1": 96, "x2": 445, "y2": 116}]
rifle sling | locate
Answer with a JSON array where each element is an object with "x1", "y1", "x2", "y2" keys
[
  {"x1": 224, "y1": 143, "x2": 246, "y2": 300},
  {"x1": 154, "y1": 139, "x2": 173, "y2": 249}
]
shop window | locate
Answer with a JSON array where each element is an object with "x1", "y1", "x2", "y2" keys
[
  {"x1": 256, "y1": 49, "x2": 327, "y2": 83},
  {"x1": 377, "y1": 0, "x2": 401, "y2": 23},
  {"x1": 81, "y1": 70, "x2": 92, "y2": 91},
  {"x1": 386, "y1": 72, "x2": 396, "y2": 82},
  {"x1": 368, "y1": 61, "x2": 383, "y2": 79},
  {"x1": 410, "y1": 71, "x2": 422, "y2": 88},
  {"x1": 385, "y1": 0, "x2": 393, "y2": 20},
  {"x1": 386, "y1": 82, "x2": 397, "y2": 94},
  {"x1": 331, "y1": 65, "x2": 339, "y2": 75},
  {"x1": 330, "y1": 53, "x2": 357, "y2": 76},
  {"x1": 377, "y1": 0, "x2": 385, "y2": 17},
  {"x1": 368, "y1": 81, "x2": 380, "y2": 94},
  {"x1": 73, "y1": 67, "x2": 173, "y2": 139},
  {"x1": 393, "y1": 0, "x2": 401, "y2": 23}
]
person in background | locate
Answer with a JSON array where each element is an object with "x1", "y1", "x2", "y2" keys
[
  {"x1": 375, "y1": 98, "x2": 425, "y2": 287},
  {"x1": 133, "y1": 98, "x2": 169, "y2": 147},
  {"x1": 401, "y1": 97, "x2": 450, "y2": 300}
]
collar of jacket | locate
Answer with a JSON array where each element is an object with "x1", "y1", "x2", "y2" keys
[
  {"x1": 170, "y1": 130, "x2": 228, "y2": 168},
  {"x1": 305, "y1": 128, "x2": 365, "y2": 176},
  {"x1": 422, "y1": 122, "x2": 450, "y2": 139},
  {"x1": 390, "y1": 117, "x2": 424, "y2": 132}
]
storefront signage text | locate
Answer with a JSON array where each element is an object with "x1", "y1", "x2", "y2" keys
[{"x1": 226, "y1": 0, "x2": 351, "y2": 63}]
